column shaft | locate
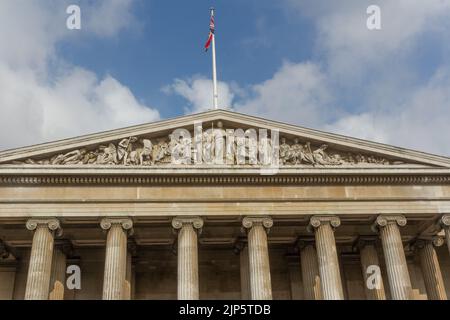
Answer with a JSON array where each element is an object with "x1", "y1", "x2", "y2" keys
[
  {"x1": 177, "y1": 224, "x2": 199, "y2": 300},
  {"x1": 49, "y1": 248, "x2": 67, "y2": 300},
  {"x1": 102, "y1": 224, "x2": 128, "y2": 300},
  {"x1": 314, "y1": 223, "x2": 344, "y2": 300},
  {"x1": 440, "y1": 215, "x2": 450, "y2": 257},
  {"x1": 378, "y1": 218, "x2": 412, "y2": 300},
  {"x1": 240, "y1": 246, "x2": 251, "y2": 300},
  {"x1": 124, "y1": 251, "x2": 132, "y2": 300},
  {"x1": 25, "y1": 225, "x2": 54, "y2": 300},
  {"x1": 300, "y1": 244, "x2": 322, "y2": 300},
  {"x1": 288, "y1": 262, "x2": 303, "y2": 300},
  {"x1": 359, "y1": 244, "x2": 386, "y2": 300},
  {"x1": 445, "y1": 229, "x2": 450, "y2": 257},
  {"x1": 247, "y1": 224, "x2": 272, "y2": 300},
  {"x1": 24, "y1": 219, "x2": 60, "y2": 300},
  {"x1": 418, "y1": 241, "x2": 447, "y2": 300}
]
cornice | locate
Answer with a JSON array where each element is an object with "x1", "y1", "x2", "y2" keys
[
  {"x1": 1, "y1": 109, "x2": 449, "y2": 167},
  {"x1": 1, "y1": 172, "x2": 450, "y2": 185}
]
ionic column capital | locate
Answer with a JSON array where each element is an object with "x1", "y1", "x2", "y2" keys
[
  {"x1": 308, "y1": 216, "x2": 340, "y2": 232},
  {"x1": 172, "y1": 217, "x2": 204, "y2": 232},
  {"x1": 26, "y1": 218, "x2": 62, "y2": 236},
  {"x1": 440, "y1": 214, "x2": 450, "y2": 229},
  {"x1": 54, "y1": 239, "x2": 74, "y2": 257},
  {"x1": 127, "y1": 239, "x2": 138, "y2": 256},
  {"x1": 413, "y1": 236, "x2": 445, "y2": 250},
  {"x1": 242, "y1": 216, "x2": 273, "y2": 233},
  {"x1": 0, "y1": 239, "x2": 12, "y2": 259},
  {"x1": 100, "y1": 218, "x2": 133, "y2": 235},
  {"x1": 355, "y1": 236, "x2": 379, "y2": 250},
  {"x1": 433, "y1": 236, "x2": 445, "y2": 247},
  {"x1": 296, "y1": 238, "x2": 315, "y2": 250},
  {"x1": 233, "y1": 237, "x2": 247, "y2": 254},
  {"x1": 372, "y1": 215, "x2": 407, "y2": 232}
]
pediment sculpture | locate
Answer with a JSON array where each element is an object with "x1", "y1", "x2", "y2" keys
[{"x1": 12, "y1": 122, "x2": 397, "y2": 167}]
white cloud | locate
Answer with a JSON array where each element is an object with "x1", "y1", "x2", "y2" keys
[
  {"x1": 0, "y1": 0, "x2": 159, "y2": 150},
  {"x1": 82, "y1": 0, "x2": 139, "y2": 37},
  {"x1": 164, "y1": 62, "x2": 333, "y2": 127},
  {"x1": 286, "y1": 0, "x2": 450, "y2": 155},
  {"x1": 326, "y1": 67, "x2": 450, "y2": 155},
  {"x1": 1, "y1": 66, "x2": 158, "y2": 149},
  {"x1": 163, "y1": 76, "x2": 235, "y2": 113},
  {"x1": 167, "y1": 0, "x2": 450, "y2": 156},
  {"x1": 236, "y1": 61, "x2": 334, "y2": 127},
  {"x1": 287, "y1": 0, "x2": 450, "y2": 80}
]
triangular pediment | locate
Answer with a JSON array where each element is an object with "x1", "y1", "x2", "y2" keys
[{"x1": 0, "y1": 109, "x2": 449, "y2": 169}]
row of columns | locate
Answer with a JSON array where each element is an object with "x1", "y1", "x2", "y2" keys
[{"x1": 22, "y1": 214, "x2": 450, "y2": 300}]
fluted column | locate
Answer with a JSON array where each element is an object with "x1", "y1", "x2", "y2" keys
[
  {"x1": 440, "y1": 214, "x2": 450, "y2": 257},
  {"x1": 308, "y1": 216, "x2": 343, "y2": 300},
  {"x1": 298, "y1": 240, "x2": 322, "y2": 300},
  {"x1": 100, "y1": 218, "x2": 133, "y2": 300},
  {"x1": 25, "y1": 218, "x2": 61, "y2": 300},
  {"x1": 357, "y1": 237, "x2": 386, "y2": 300},
  {"x1": 239, "y1": 245, "x2": 251, "y2": 300},
  {"x1": 124, "y1": 240, "x2": 136, "y2": 300},
  {"x1": 49, "y1": 240, "x2": 72, "y2": 300},
  {"x1": 242, "y1": 216, "x2": 273, "y2": 300},
  {"x1": 374, "y1": 215, "x2": 412, "y2": 300},
  {"x1": 172, "y1": 216, "x2": 203, "y2": 300},
  {"x1": 415, "y1": 237, "x2": 447, "y2": 300}
]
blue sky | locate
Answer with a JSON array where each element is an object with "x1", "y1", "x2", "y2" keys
[
  {"x1": 1, "y1": 0, "x2": 450, "y2": 155},
  {"x1": 58, "y1": 0, "x2": 316, "y2": 118}
]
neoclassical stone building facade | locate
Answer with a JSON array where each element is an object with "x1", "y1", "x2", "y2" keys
[{"x1": 0, "y1": 109, "x2": 449, "y2": 300}]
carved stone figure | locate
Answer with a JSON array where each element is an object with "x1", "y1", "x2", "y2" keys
[
  {"x1": 246, "y1": 131, "x2": 258, "y2": 165},
  {"x1": 331, "y1": 154, "x2": 345, "y2": 165},
  {"x1": 356, "y1": 154, "x2": 367, "y2": 164},
  {"x1": 347, "y1": 153, "x2": 356, "y2": 165},
  {"x1": 179, "y1": 136, "x2": 192, "y2": 165},
  {"x1": 258, "y1": 135, "x2": 272, "y2": 165},
  {"x1": 301, "y1": 142, "x2": 315, "y2": 165},
  {"x1": 22, "y1": 158, "x2": 49, "y2": 165},
  {"x1": 128, "y1": 139, "x2": 153, "y2": 165},
  {"x1": 13, "y1": 129, "x2": 393, "y2": 167},
  {"x1": 235, "y1": 134, "x2": 246, "y2": 165},
  {"x1": 152, "y1": 140, "x2": 170, "y2": 164},
  {"x1": 225, "y1": 132, "x2": 235, "y2": 165},
  {"x1": 313, "y1": 144, "x2": 331, "y2": 165},
  {"x1": 50, "y1": 153, "x2": 66, "y2": 165},
  {"x1": 279, "y1": 137, "x2": 293, "y2": 165},
  {"x1": 117, "y1": 137, "x2": 137, "y2": 165},
  {"x1": 97, "y1": 143, "x2": 117, "y2": 165},
  {"x1": 291, "y1": 138, "x2": 304, "y2": 164},
  {"x1": 213, "y1": 121, "x2": 226, "y2": 164},
  {"x1": 82, "y1": 151, "x2": 98, "y2": 165},
  {"x1": 62, "y1": 148, "x2": 87, "y2": 165},
  {"x1": 166, "y1": 134, "x2": 190, "y2": 165},
  {"x1": 168, "y1": 134, "x2": 177, "y2": 157},
  {"x1": 202, "y1": 131, "x2": 215, "y2": 164},
  {"x1": 48, "y1": 148, "x2": 87, "y2": 165}
]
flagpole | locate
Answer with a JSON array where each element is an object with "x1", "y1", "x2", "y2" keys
[{"x1": 210, "y1": 7, "x2": 219, "y2": 109}]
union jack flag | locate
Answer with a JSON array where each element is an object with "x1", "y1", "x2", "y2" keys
[{"x1": 204, "y1": 16, "x2": 215, "y2": 51}]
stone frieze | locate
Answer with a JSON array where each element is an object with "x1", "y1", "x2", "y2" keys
[{"x1": 11, "y1": 122, "x2": 398, "y2": 167}]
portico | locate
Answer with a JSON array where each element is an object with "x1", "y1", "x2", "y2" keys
[{"x1": 0, "y1": 109, "x2": 450, "y2": 300}]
